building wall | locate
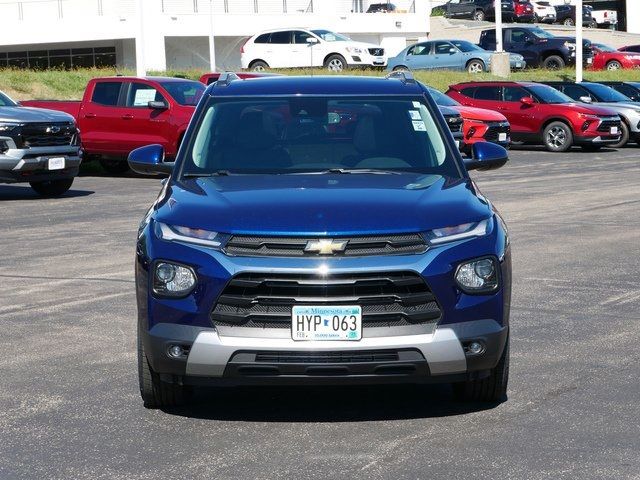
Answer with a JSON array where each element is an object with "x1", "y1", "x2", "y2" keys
[{"x1": 0, "y1": 0, "x2": 430, "y2": 72}]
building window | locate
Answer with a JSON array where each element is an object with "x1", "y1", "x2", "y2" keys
[{"x1": 0, "y1": 46, "x2": 116, "y2": 69}]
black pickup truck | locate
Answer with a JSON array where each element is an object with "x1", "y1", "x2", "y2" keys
[
  {"x1": 0, "y1": 90, "x2": 81, "y2": 196},
  {"x1": 479, "y1": 26, "x2": 593, "y2": 69}
]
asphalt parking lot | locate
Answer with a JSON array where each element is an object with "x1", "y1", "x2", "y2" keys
[{"x1": 1, "y1": 146, "x2": 639, "y2": 480}]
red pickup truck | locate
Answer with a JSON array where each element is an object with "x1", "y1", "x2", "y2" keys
[{"x1": 22, "y1": 76, "x2": 205, "y2": 173}]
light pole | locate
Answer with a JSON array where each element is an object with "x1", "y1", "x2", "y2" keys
[
  {"x1": 495, "y1": 0, "x2": 503, "y2": 53},
  {"x1": 576, "y1": 0, "x2": 583, "y2": 82},
  {"x1": 209, "y1": 0, "x2": 216, "y2": 72},
  {"x1": 135, "y1": 0, "x2": 145, "y2": 76}
]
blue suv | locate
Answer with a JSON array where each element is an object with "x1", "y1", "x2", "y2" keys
[{"x1": 129, "y1": 73, "x2": 512, "y2": 408}]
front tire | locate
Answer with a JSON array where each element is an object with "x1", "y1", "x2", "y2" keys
[
  {"x1": 99, "y1": 158, "x2": 130, "y2": 174},
  {"x1": 453, "y1": 337, "x2": 510, "y2": 403},
  {"x1": 606, "y1": 60, "x2": 622, "y2": 71},
  {"x1": 563, "y1": 17, "x2": 575, "y2": 26},
  {"x1": 392, "y1": 65, "x2": 409, "y2": 72},
  {"x1": 542, "y1": 55, "x2": 565, "y2": 70},
  {"x1": 29, "y1": 178, "x2": 74, "y2": 197},
  {"x1": 467, "y1": 59, "x2": 485, "y2": 74},
  {"x1": 474, "y1": 9, "x2": 486, "y2": 21},
  {"x1": 543, "y1": 121, "x2": 573, "y2": 152},
  {"x1": 138, "y1": 329, "x2": 187, "y2": 409},
  {"x1": 325, "y1": 54, "x2": 347, "y2": 72}
]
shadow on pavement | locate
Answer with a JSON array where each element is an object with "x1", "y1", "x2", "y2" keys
[
  {"x1": 163, "y1": 384, "x2": 503, "y2": 422},
  {"x1": 0, "y1": 185, "x2": 94, "y2": 200}
]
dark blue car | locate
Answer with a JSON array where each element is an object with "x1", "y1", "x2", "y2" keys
[{"x1": 129, "y1": 73, "x2": 512, "y2": 408}]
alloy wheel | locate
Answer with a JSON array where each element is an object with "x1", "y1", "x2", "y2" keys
[
  {"x1": 468, "y1": 61, "x2": 484, "y2": 74},
  {"x1": 547, "y1": 126, "x2": 567, "y2": 149},
  {"x1": 328, "y1": 59, "x2": 344, "y2": 71}
]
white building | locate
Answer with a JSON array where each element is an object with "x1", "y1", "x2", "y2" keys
[{"x1": 0, "y1": 0, "x2": 430, "y2": 72}]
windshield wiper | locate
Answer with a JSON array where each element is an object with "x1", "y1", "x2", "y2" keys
[
  {"x1": 182, "y1": 170, "x2": 232, "y2": 178},
  {"x1": 308, "y1": 168, "x2": 403, "y2": 175}
]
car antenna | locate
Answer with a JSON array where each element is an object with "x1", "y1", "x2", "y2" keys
[{"x1": 385, "y1": 70, "x2": 416, "y2": 84}]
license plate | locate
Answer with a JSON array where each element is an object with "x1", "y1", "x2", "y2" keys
[
  {"x1": 515, "y1": 62, "x2": 522, "y2": 68},
  {"x1": 611, "y1": 126, "x2": 619, "y2": 134},
  {"x1": 292, "y1": 305, "x2": 362, "y2": 341},
  {"x1": 455, "y1": 140, "x2": 460, "y2": 149},
  {"x1": 47, "y1": 157, "x2": 65, "y2": 170},
  {"x1": 587, "y1": 57, "x2": 593, "y2": 64},
  {"x1": 498, "y1": 133, "x2": 508, "y2": 142}
]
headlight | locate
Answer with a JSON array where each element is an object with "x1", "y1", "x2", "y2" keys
[
  {"x1": 577, "y1": 113, "x2": 600, "y2": 121},
  {"x1": 564, "y1": 42, "x2": 576, "y2": 51},
  {"x1": 153, "y1": 261, "x2": 196, "y2": 297},
  {"x1": 0, "y1": 123, "x2": 20, "y2": 132},
  {"x1": 455, "y1": 257, "x2": 499, "y2": 294},
  {"x1": 155, "y1": 221, "x2": 227, "y2": 249},
  {"x1": 346, "y1": 47, "x2": 363, "y2": 54},
  {"x1": 426, "y1": 219, "x2": 490, "y2": 245}
]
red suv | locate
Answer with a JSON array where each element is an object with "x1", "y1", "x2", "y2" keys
[
  {"x1": 446, "y1": 81, "x2": 622, "y2": 152},
  {"x1": 514, "y1": 0, "x2": 535, "y2": 23}
]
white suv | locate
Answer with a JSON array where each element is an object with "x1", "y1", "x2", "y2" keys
[
  {"x1": 240, "y1": 29, "x2": 387, "y2": 71},
  {"x1": 530, "y1": 1, "x2": 556, "y2": 23}
]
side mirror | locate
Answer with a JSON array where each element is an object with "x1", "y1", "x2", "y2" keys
[
  {"x1": 579, "y1": 95, "x2": 593, "y2": 103},
  {"x1": 306, "y1": 37, "x2": 319, "y2": 45},
  {"x1": 464, "y1": 142, "x2": 509, "y2": 171},
  {"x1": 449, "y1": 47, "x2": 457, "y2": 54},
  {"x1": 148, "y1": 100, "x2": 168, "y2": 110},
  {"x1": 520, "y1": 96, "x2": 535, "y2": 106},
  {"x1": 128, "y1": 144, "x2": 174, "y2": 175}
]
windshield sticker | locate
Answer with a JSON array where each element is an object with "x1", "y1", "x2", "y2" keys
[
  {"x1": 133, "y1": 89, "x2": 157, "y2": 106},
  {"x1": 412, "y1": 120, "x2": 427, "y2": 132},
  {"x1": 408, "y1": 110, "x2": 421, "y2": 120}
]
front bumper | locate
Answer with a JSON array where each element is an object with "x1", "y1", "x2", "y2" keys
[
  {"x1": 137, "y1": 213, "x2": 511, "y2": 386},
  {"x1": 348, "y1": 52, "x2": 387, "y2": 68},
  {"x1": 574, "y1": 134, "x2": 621, "y2": 145},
  {"x1": 0, "y1": 145, "x2": 82, "y2": 184},
  {"x1": 144, "y1": 319, "x2": 508, "y2": 385}
]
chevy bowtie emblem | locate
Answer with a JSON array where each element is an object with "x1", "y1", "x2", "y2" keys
[
  {"x1": 46, "y1": 126, "x2": 61, "y2": 134},
  {"x1": 304, "y1": 239, "x2": 348, "y2": 255}
]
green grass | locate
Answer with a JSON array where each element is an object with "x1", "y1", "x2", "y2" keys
[{"x1": 1, "y1": 66, "x2": 639, "y2": 100}]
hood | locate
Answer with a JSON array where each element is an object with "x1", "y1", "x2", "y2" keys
[
  {"x1": 0, "y1": 106, "x2": 75, "y2": 123},
  {"x1": 346, "y1": 41, "x2": 384, "y2": 51},
  {"x1": 588, "y1": 101, "x2": 640, "y2": 112},
  {"x1": 564, "y1": 103, "x2": 619, "y2": 116},
  {"x1": 157, "y1": 174, "x2": 492, "y2": 236},
  {"x1": 455, "y1": 105, "x2": 507, "y2": 122},
  {"x1": 552, "y1": 36, "x2": 591, "y2": 47}
]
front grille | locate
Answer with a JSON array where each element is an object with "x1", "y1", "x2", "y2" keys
[
  {"x1": 211, "y1": 271, "x2": 442, "y2": 329},
  {"x1": 225, "y1": 234, "x2": 427, "y2": 257},
  {"x1": 253, "y1": 350, "x2": 406, "y2": 363},
  {"x1": 20, "y1": 122, "x2": 77, "y2": 148},
  {"x1": 597, "y1": 117, "x2": 622, "y2": 133},
  {"x1": 444, "y1": 114, "x2": 463, "y2": 133},
  {"x1": 368, "y1": 48, "x2": 384, "y2": 56},
  {"x1": 483, "y1": 121, "x2": 510, "y2": 143}
]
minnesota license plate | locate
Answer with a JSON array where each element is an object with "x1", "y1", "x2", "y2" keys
[
  {"x1": 587, "y1": 57, "x2": 593, "y2": 64},
  {"x1": 611, "y1": 126, "x2": 619, "y2": 134},
  {"x1": 498, "y1": 133, "x2": 508, "y2": 142},
  {"x1": 515, "y1": 62, "x2": 522, "y2": 68},
  {"x1": 292, "y1": 305, "x2": 362, "y2": 341},
  {"x1": 47, "y1": 157, "x2": 65, "y2": 170}
]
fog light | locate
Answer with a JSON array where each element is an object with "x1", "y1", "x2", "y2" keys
[
  {"x1": 468, "y1": 341, "x2": 484, "y2": 355},
  {"x1": 168, "y1": 345, "x2": 184, "y2": 358}
]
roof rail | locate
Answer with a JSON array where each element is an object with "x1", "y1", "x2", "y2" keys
[
  {"x1": 216, "y1": 72, "x2": 241, "y2": 86},
  {"x1": 385, "y1": 70, "x2": 416, "y2": 84}
]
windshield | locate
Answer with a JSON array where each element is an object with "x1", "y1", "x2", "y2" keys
[
  {"x1": 526, "y1": 85, "x2": 572, "y2": 104},
  {"x1": 159, "y1": 81, "x2": 205, "y2": 106},
  {"x1": 181, "y1": 96, "x2": 460, "y2": 179},
  {"x1": 0, "y1": 91, "x2": 17, "y2": 107},
  {"x1": 311, "y1": 30, "x2": 351, "y2": 42},
  {"x1": 594, "y1": 43, "x2": 616, "y2": 52},
  {"x1": 586, "y1": 83, "x2": 632, "y2": 102},
  {"x1": 451, "y1": 40, "x2": 483, "y2": 53},
  {"x1": 427, "y1": 87, "x2": 460, "y2": 107},
  {"x1": 529, "y1": 27, "x2": 556, "y2": 39}
]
